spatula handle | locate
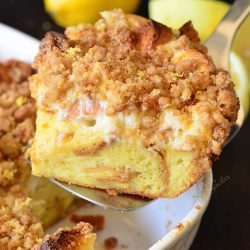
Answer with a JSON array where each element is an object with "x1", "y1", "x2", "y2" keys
[{"x1": 205, "y1": 0, "x2": 250, "y2": 70}]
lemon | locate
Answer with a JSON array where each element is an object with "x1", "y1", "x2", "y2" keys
[
  {"x1": 230, "y1": 51, "x2": 250, "y2": 115},
  {"x1": 232, "y1": 16, "x2": 250, "y2": 115},
  {"x1": 149, "y1": 0, "x2": 229, "y2": 41},
  {"x1": 44, "y1": 0, "x2": 141, "y2": 27},
  {"x1": 232, "y1": 16, "x2": 250, "y2": 72}
]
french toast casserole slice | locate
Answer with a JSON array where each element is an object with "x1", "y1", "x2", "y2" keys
[{"x1": 30, "y1": 9, "x2": 239, "y2": 198}]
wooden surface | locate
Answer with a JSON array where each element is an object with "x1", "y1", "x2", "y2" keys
[{"x1": 0, "y1": 0, "x2": 249, "y2": 249}]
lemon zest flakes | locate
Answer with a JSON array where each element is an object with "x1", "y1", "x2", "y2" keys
[{"x1": 16, "y1": 96, "x2": 26, "y2": 106}]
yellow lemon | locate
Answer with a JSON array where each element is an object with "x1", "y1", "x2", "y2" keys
[
  {"x1": 44, "y1": 0, "x2": 141, "y2": 27},
  {"x1": 232, "y1": 16, "x2": 250, "y2": 115},
  {"x1": 149, "y1": 0, "x2": 229, "y2": 41},
  {"x1": 232, "y1": 16, "x2": 250, "y2": 72},
  {"x1": 230, "y1": 51, "x2": 250, "y2": 116}
]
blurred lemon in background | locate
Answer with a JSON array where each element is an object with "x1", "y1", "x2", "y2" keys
[
  {"x1": 232, "y1": 16, "x2": 250, "y2": 114},
  {"x1": 233, "y1": 16, "x2": 250, "y2": 72},
  {"x1": 149, "y1": 0, "x2": 250, "y2": 115},
  {"x1": 230, "y1": 52, "x2": 250, "y2": 115},
  {"x1": 44, "y1": 0, "x2": 140, "y2": 27}
]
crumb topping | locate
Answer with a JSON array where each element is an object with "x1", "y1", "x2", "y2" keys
[
  {"x1": 0, "y1": 60, "x2": 36, "y2": 187},
  {"x1": 0, "y1": 60, "x2": 43, "y2": 249},
  {"x1": 0, "y1": 185, "x2": 43, "y2": 249}
]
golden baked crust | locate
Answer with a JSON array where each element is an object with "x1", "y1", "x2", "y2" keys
[
  {"x1": 35, "y1": 222, "x2": 96, "y2": 250},
  {"x1": 30, "y1": 9, "x2": 239, "y2": 198}
]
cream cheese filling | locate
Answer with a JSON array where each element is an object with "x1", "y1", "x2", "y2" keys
[{"x1": 50, "y1": 95, "x2": 206, "y2": 150}]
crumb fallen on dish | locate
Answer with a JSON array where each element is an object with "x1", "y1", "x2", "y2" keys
[
  {"x1": 195, "y1": 204, "x2": 201, "y2": 210},
  {"x1": 176, "y1": 223, "x2": 184, "y2": 231},
  {"x1": 70, "y1": 214, "x2": 105, "y2": 232},
  {"x1": 104, "y1": 237, "x2": 118, "y2": 249}
]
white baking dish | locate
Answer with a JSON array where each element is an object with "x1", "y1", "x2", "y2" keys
[{"x1": 0, "y1": 22, "x2": 213, "y2": 250}]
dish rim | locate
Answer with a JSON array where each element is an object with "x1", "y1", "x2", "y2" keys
[{"x1": 150, "y1": 170, "x2": 213, "y2": 249}]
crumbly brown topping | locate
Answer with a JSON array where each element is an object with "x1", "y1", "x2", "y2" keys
[
  {"x1": 0, "y1": 60, "x2": 36, "y2": 187},
  {"x1": 0, "y1": 60, "x2": 43, "y2": 249},
  {"x1": 0, "y1": 185, "x2": 43, "y2": 249},
  {"x1": 31, "y1": 9, "x2": 214, "y2": 113},
  {"x1": 30, "y1": 9, "x2": 239, "y2": 158}
]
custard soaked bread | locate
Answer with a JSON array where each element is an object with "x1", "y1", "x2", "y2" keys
[{"x1": 30, "y1": 9, "x2": 239, "y2": 198}]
